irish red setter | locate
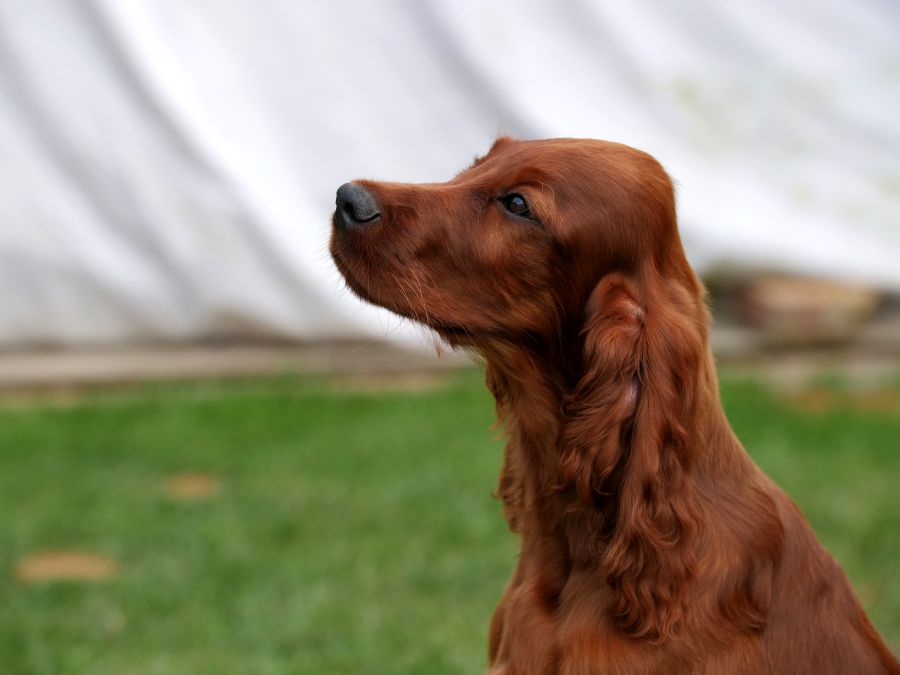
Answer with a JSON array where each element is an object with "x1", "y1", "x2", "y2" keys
[{"x1": 330, "y1": 137, "x2": 898, "y2": 674}]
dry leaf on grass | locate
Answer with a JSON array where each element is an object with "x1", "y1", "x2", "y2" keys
[
  {"x1": 16, "y1": 550, "x2": 118, "y2": 583},
  {"x1": 165, "y1": 472, "x2": 221, "y2": 500}
]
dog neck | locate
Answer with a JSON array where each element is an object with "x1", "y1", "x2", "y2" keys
[{"x1": 482, "y1": 342, "x2": 582, "y2": 535}]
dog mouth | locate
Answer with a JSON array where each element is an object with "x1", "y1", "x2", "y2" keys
[
  {"x1": 331, "y1": 243, "x2": 495, "y2": 347},
  {"x1": 332, "y1": 250, "x2": 473, "y2": 338},
  {"x1": 331, "y1": 245, "x2": 425, "y2": 321}
]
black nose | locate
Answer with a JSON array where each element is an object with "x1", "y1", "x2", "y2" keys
[{"x1": 335, "y1": 182, "x2": 381, "y2": 230}]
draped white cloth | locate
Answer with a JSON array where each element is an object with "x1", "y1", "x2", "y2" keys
[{"x1": 1, "y1": 0, "x2": 898, "y2": 346}]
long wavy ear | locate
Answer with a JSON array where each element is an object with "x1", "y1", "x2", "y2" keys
[{"x1": 559, "y1": 267, "x2": 708, "y2": 643}]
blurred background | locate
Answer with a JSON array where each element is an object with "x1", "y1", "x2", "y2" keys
[{"x1": 0, "y1": 1, "x2": 897, "y2": 673}]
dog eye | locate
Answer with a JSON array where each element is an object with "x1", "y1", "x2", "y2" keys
[{"x1": 499, "y1": 193, "x2": 537, "y2": 221}]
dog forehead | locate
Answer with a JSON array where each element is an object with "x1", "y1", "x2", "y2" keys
[
  {"x1": 456, "y1": 137, "x2": 646, "y2": 187},
  {"x1": 452, "y1": 140, "x2": 565, "y2": 189}
]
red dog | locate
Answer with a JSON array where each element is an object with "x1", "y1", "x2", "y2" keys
[{"x1": 331, "y1": 137, "x2": 898, "y2": 674}]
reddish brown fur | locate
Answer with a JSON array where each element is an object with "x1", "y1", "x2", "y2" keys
[{"x1": 331, "y1": 137, "x2": 898, "y2": 674}]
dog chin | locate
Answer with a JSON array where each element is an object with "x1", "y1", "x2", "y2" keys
[{"x1": 331, "y1": 254, "x2": 382, "y2": 307}]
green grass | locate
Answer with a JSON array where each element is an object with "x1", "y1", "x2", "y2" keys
[{"x1": 0, "y1": 370, "x2": 897, "y2": 674}]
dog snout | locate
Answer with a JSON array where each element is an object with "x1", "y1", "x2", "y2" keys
[{"x1": 334, "y1": 183, "x2": 381, "y2": 230}]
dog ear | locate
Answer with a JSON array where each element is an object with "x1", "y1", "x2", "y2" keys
[{"x1": 559, "y1": 269, "x2": 708, "y2": 643}]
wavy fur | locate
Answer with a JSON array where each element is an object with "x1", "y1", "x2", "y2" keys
[{"x1": 331, "y1": 137, "x2": 899, "y2": 674}]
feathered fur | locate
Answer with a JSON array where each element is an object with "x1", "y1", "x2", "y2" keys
[{"x1": 331, "y1": 136, "x2": 899, "y2": 674}]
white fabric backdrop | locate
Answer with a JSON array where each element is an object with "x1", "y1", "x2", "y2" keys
[{"x1": 1, "y1": 0, "x2": 898, "y2": 347}]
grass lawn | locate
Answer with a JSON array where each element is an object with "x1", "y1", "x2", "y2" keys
[{"x1": 0, "y1": 369, "x2": 897, "y2": 674}]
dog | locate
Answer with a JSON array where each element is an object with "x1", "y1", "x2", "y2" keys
[{"x1": 330, "y1": 136, "x2": 898, "y2": 674}]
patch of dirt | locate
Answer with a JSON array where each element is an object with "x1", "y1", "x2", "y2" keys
[
  {"x1": 851, "y1": 388, "x2": 900, "y2": 412},
  {"x1": 328, "y1": 371, "x2": 452, "y2": 393},
  {"x1": 165, "y1": 472, "x2": 221, "y2": 500},
  {"x1": 785, "y1": 388, "x2": 838, "y2": 413},
  {"x1": 785, "y1": 387, "x2": 900, "y2": 413},
  {"x1": 16, "y1": 550, "x2": 118, "y2": 583}
]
